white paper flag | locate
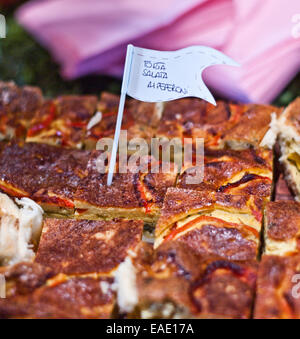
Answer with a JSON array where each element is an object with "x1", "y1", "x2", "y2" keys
[
  {"x1": 107, "y1": 44, "x2": 239, "y2": 185},
  {"x1": 126, "y1": 45, "x2": 239, "y2": 105}
]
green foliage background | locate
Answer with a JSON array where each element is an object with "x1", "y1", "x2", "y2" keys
[{"x1": 0, "y1": 3, "x2": 299, "y2": 105}]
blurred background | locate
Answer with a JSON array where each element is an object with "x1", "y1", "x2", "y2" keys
[
  {"x1": 0, "y1": 0, "x2": 122, "y2": 97},
  {"x1": 0, "y1": 0, "x2": 299, "y2": 106}
]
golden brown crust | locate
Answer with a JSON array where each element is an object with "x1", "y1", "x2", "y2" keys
[
  {"x1": 156, "y1": 99, "x2": 281, "y2": 149},
  {"x1": 56, "y1": 95, "x2": 97, "y2": 118},
  {"x1": 174, "y1": 222, "x2": 258, "y2": 261},
  {"x1": 75, "y1": 173, "x2": 141, "y2": 209},
  {"x1": 0, "y1": 81, "x2": 42, "y2": 114},
  {"x1": 128, "y1": 100, "x2": 161, "y2": 128},
  {"x1": 156, "y1": 99, "x2": 242, "y2": 148},
  {"x1": 222, "y1": 104, "x2": 282, "y2": 148},
  {"x1": 156, "y1": 98, "x2": 206, "y2": 139},
  {"x1": 0, "y1": 142, "x2": 62, "y2": 197},
  {"x1": 35, "y1": 218, "x2": 143, "y2": 275},
  {"x1": 190, "y1": 260, "x2": 257, "y2": 319},
  {"x1": 0, "y1": 276, "x2": 115, "y2": 319},
  {"x1": 155, "y1": 188, "x2": 263, "y2": 261},
  {"x1": 0, "y1": 262, "x2": 55, "y2": 298},
  {"x1": 0, "y1": 81, "x2": 43, "y2": 140},
  {"x1": 266, "y1": 201, "x2": 300, "y2": 241},
  {"x1": 84, "y1": 92, "x2": 155, "y2": 150},
  {"x1": 177, "y1": 148, "x2": 273, "y2": 199},
  {"x1": 156, "y1": 188, "x2": 262, "y2": 236},
  {"x1": 254, "y1": 255, "x2": 300, "y2": 319},
  {"x1": 0, "y1": 142, "x2": 90, "y2": 212},
  {"x1": 132, "y1": 242, "x2": 257, "y2": 319},
  {"x1": 27, "y1": 95, "x2": 97, "y2": 148},
  {"x1": 0, "y1": 143, "x2": 175, "y2": 219},
  {"x1": 74, "y1": 155, "x2": 177, "y2": 220},
  {"x1": 138, "y1": 160, "x2": 178, "y2": 208}
]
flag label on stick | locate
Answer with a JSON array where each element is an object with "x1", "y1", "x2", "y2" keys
[
  {"x1": 107, "y1": 44, "x2": 240, "y2": 185},
  {"x1": 127, "y1": 45, "x2": 240, "y2": 105}
]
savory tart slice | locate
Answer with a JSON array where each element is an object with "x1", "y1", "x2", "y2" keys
[
  {"x1": 84, "y1": 92, "x2": 157, "y2": 150},
  {"x1": 221, "y1": 104, "x2": 282, "y2": 150},
  {"x1": 74, "y1": 155, "x2": 178, "y2": 223},
  {"x1": 35, "y1": 218, "x2": 143, "y2": 275},
  {"x1": 26, "y1": 95, "x2": 97, "y2": 149},
  {"x1": 277, "y1": 98, "x2": 300, "y2": 201},
  {"x1": 156, "y1": 98, "x2": 281, "y2": 150},
  {"x1": 0, "y1": 142, "x2": 61, "y2": 199},
  {"x1": 0, "y1": 142, "x2": 90, "y2": 216},
  {"x1": 121, "y1": 242, "x2": 257, "y2": 319},
  {"x1": 177, "y1": 148, "x2": 273, "y2": 200},
  {"x1": 254, "y1": 255, "x2": 300, "y2": 319},
  {"x1": 155, "y1": 188, "x2": 263, "y2": 261},
  {"x1": 264, "y1": 201, "x2": 300, "y2": 256},
  {"x1": 155, "y1": 98, "x2": 244, "y2": 149},
  {"x1": 0, "y1": 143, "x2": 177, "y2": 221},
  {"x1": 0, "y1": 81, "x2": 43, "y2": 140},
  {"x1": 31, "y1": 146, "x2": 91, "y2": 216},
  {"x1": 0, "y1": 263, "x2": 115, "y2": 319}
]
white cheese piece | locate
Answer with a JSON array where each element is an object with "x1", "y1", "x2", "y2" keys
[
  {"x1": 0, "y1": 193, "x2": 43, "y2": 266},
  {"x1": 16, "y1": 197, "x2": 44, "y2": 246},
  {"x1": 100, "y1": 281, "x2": 111, "y2": 295},
  {"x1": 87, "y1": 111, "x2": 102, "y2": 130},
  {"x1": 113, "y1": 256, "x2": 138, "y2": 313}
]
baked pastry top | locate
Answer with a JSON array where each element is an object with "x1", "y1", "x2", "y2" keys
[
  {"x1": 177, "y1": 147, "x2": 273, "y2": 199},
  {"x1": 128, "y1": 242, "x2": 257, "y2": 319},
  {"x1": 156, "y1": 98, "x2": 281, "y2": 150},
  {"x1": 26, "y1": 95, "x2": 98, "y2": 149},
  {"x1": 264, "y1": 201, "x2": 300, "y2": 256},
  {"x1": 254, "y1": 255, "x2": 300, "y2": 319},
  {"x1": 0, "y1": 81, "x2": 298, "y2": 319},
  {"x1": 155, "y1": 188, "x2": 263, "y2": 261},
  {"x1": 35, "y1": 218, "x2": 143, "y2": 275},
  {"x1": 0, "y1": 262, "x2": 114, "y2": 319},
  {"x1": 84, "y1": 92, "x2": 157, "y2": 150},
  {"x1": 0, "y1": 81, "x2": 43, "y2": 140}
]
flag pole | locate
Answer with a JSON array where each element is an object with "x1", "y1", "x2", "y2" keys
[{"x1": 107, "y1": 44, "x2": 134, "y2": 186}]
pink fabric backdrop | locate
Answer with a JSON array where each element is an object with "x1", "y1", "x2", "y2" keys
[{"x1": 16, "y1": 0, "x2": 300, "y2": 103}]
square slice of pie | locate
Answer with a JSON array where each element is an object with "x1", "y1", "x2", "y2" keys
[
  {"x1": 154, "y1": 188, "x2": 263, "y2": 261},
  {"x1": 0, "y1": 262, "x2": 115, "y2": 319},
  {"x1": 177, "y1": 147, "x2": 273, "y2": 200},
  {"x1": 221, "y1": 104, "x2": 283, "y2": 150},
  {"x1": 26, "y1": 95, "x2": 98, "y2": 149},
  {"x1": 155, "y1": 98, "x2": 241, "y2": 149},
  {"x1": 124, "y1": 242, "x2": 257, "y2": 319},
  {"x1": 35, "y1": 218, "x2": 143, "y2": 275},
  {"x1": 0, "y1": 142, "x2": 90, "y2": 216},
  {"x1": 74, "y1": 155, "x2": 178, "y2": 224},
  {"x1": 0, "y1": 81, "x2": 43, "y2": 140},
  {"x1": 264, "y1": 201, "x2": 300, "y2": 256}
]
